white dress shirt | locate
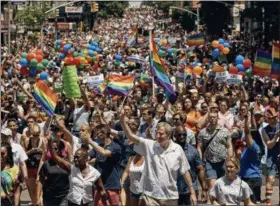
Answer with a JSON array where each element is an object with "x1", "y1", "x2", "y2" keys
[
  {"x1": 67, "y1": 164, "x2": 101, "y2": 204},
  {"x1": 134, "y1": 138, "x2": 190, "y2": 200}
]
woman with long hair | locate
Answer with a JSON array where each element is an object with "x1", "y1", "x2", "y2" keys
[
  {"x1": 39, "y1": 140, "x2": 69, "y2": 206},
  {"x1": 22, "y1": 124, "x2": 46, "y2": 206},
  {"x1": 121, "y1": 154, "x2": 145, "y2": 206},
  {"x1": 183, "y1": 97, "x2": 201, "y2": 135},
  {"x1": 1, "y1": 143, "x2": 20, "y2": 206}
]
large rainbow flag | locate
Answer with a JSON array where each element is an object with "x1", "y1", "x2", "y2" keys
[
  {"x1": 186, "y1": 33, "x2": 205, "y2": 46},
  {"x1": 104, "y1": 75, "x2": 135, "y2": 96},
  {"x1": 253, "y1": 50, "x2": 272, "y2": 77},
  {"x1": 33, "y1": 80, "x2": 58, "y2": 117},
  {"x1": 125, "y1": 27, "x2": 138, "y2": 48},
  {"x1": 150, "y1": 33, "x2": 177, "y2": 104},
  {"x1": 271, "y1": 43, "x2": 280, "y2": 77}
]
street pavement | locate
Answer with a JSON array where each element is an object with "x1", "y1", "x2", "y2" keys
[{"x1": 20, "y1": 178, "x2": 279, "y2": 205}]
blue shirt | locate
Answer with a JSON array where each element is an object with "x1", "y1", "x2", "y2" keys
[
  {"x1": 239, "y1": 140, "x2": 262, "y2": 178},
  {"x1": 95, "y1": 141, "x2": 121, "y2": 190},
  {"x1": 263, "y1": 123, "x2": 280, "y2": 161},
  {"x1": 177, "y1": 144, "x2": 203, "y2": 194}
]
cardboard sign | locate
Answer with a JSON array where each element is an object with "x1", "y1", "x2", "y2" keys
[
  {"x1": 84, "y1": 74, "x2": 104, "y2": 88},
  {"x1": 215, "y1": 72, "x2": 228, "y2": 83},
  {"x1": 226, "y1": 74, "x2": 242, "y2": 85}
]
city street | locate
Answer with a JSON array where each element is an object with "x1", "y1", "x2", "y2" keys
[{"x1": 20, "y1": 179, "x2": 279, "y2": 205}]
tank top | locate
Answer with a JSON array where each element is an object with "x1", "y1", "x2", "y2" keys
[{"x1": 129, "y1": 156, "x2": 144, "y2": 195}]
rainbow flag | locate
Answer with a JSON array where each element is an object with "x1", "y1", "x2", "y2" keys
[
  {"x1": 94, "y1": 83, "x2": 107, "y2": 95},
  {"x1": 125, "y1": 27, "x2": 138, "y2": 48},
  {"x1": 150, "y1": 33, "x2": 177, "y2": 104},
  {"x1": 271, "y1": 43, "x2": 280, "y2": 77},
  {"x1": 186, "y1": 33, "x2": 205, "y2": 46},
  {"x1": 139, "y1": 73, "x2": 151, "y2": 88},
  {"x1": 253, "y1": 50, "x2": 272, "y2": 77},
  {"x1": 33, "y1": 80, "x2": 58, "y2": 117},
  {"x1": 104, "y1": 75, "x2": 135, "y2": 96}
]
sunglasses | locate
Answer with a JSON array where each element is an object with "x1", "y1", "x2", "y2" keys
[
  {"x1": 175, "y1": 133, "x2": 187, "y2": 137},
  {"x1": 173, "y1": 118, "x2": 181, "y2": 121},
  {"x1": 1, "y1": 152, "x2": 7, "y2": 156}
]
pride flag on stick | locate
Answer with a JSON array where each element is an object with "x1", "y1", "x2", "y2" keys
[
  {"x1": 104, "y1": 75, "x2": 135, "y2": 96},
  {"x1": 150, "y1": 31, "x2": 177, "y2": 104},
  {"x1": 33, "y1": 80, "x2": 58, "y2": 117},
  {"x1": 186, "y1": 33, "x2": 205, "y2": 46},
  {"x1": 253, "y1": 50, "x2": 272, "y2": 77},
  {"x1": 271, "y1": 43, "x2": 280, "y2": 77}
]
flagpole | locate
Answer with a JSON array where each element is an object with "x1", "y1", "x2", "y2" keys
[{"x1": 149, "y1": 30, "x2": 155, "y2": 99}]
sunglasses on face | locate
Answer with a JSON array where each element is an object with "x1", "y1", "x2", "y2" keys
[
  {"x1": 175, "y1": 133, "x2": 187, "y2": 137},
  {"x1": 173, "y1": 118, "x2": 181, "y2": 121}
]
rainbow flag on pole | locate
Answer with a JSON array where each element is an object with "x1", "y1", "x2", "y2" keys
[
  {"x1": 125, "y1": 27, "x2": 138, "y2": 48},
  {"x1": 150, "y1": 32, "x2": 177, "y2": 104},
  {"x1": 186, "y1": 33, "x2": 205, "y2": 46},
  {"x1": 253, "y1": 50, "x2": 272, "y2": 77},
  {"x1": 33, "y1": 80, "x2": 58, "y2": 117},
  {"x1": 104, "y1": 75, "x2": 135, "y2": 96},
  {"x1": 271, "y1": 43, "x2": 280, "y2": 77}
]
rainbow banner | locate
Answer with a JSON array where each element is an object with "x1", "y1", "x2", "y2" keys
[
  {"x1": 150, "y1": 32, "x2": 177, "y2": 104},
  {"x1": 125, "y1": 27, "x2": 138, "y2": 48},
  {"x1": 104, "y1": 75, "x2": 135, "y2": 96},
  {"x1": 186, "y1": 33, "x2": 205, "y2": 46},
  {"x1": 271, "y1": 43, "x2": 280, "y2": 77},
  {"x1": 253, "y1": 50, "x2": 272, "y2": 77},
  {"x1": 33, "y1": 80, "x2": 58, "y2": 117}
]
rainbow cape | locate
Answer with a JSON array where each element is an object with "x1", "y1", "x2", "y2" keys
[
  {"x1": 150, "y1": 33, "x2": 177, "y2": 104},
  {"x1": 186, "y1": 33, "x2": 205, "y2": 46},
  {"x1": 271, "y1": 43, "x2": 280, "y2": 77},
  {"x1": 33, "y1": 80, "x2": 58, "y2": 117},
  {"x1": 104, "y1": 75, "x2": 135, "y2": 96},
  {"x1": 125, "y1": 27, "x2": 138, "y2": 48},
  {"x1": 253, "y1": 50, "x2": 272, "y2": 77}
]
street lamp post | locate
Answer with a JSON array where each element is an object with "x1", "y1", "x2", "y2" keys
[{"x1": 8, "y1": 0, "x2": 11, "y2": 55}]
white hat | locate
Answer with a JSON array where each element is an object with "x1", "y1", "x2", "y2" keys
[{"x1": 1, "y1": 128, "x2": 12, "y2": 136}]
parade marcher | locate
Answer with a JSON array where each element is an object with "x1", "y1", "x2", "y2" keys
[{"x1": 120, "y1": 109, "x2": 197, "y2": 205}]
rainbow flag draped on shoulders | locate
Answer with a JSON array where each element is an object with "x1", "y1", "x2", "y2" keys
[
  {"x1": 125, "y1": 27, "x2": 138, "y2": 48},
  {"x1": 150, "y1": 33, "x2": 177, "y2": 104},
  {"x1": 186, "y1": 33, "x2": 205, "y2": 46},
  {"x1": 253, "y1": 50, "x2": 272, "y2": 77},
  {"x1": 104, "y1": 75, "x2": 135, "y2": 96},
  {"x1": 33, "y1": 80, "x2": 58, "y2": 117},
  {"x1": 271, "y1": 43, "x2": 280, "y2": 77}
]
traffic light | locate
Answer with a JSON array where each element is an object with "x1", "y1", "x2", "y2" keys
[
  {"x1": 55, "y1": 9, "x2": 59, "y2": 17},
  {"x1": 91, "y1": 2, "x2": 99, "y2": 13},
  {"x1": 169, "y1": 8, "x2": 172, "y2": 16}
]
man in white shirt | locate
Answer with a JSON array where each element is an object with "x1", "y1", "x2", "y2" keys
[{"x1": 119, "y1": 110, "x2": 197, "y2": 205}]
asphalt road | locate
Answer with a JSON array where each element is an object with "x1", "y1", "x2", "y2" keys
[{"x1": 20, "y1": 178, "x2": 279, "y2": 205}]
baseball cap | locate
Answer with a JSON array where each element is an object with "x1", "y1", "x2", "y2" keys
[{"x1": 1, "y1": 128, "x2": 12, "y2": 136}]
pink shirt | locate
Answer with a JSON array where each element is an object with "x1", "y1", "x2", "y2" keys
[{"x1": 218, "y1": 111, "x2": 234, "y2": 130}]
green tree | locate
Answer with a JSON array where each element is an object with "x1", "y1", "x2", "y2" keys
[
  {"x1": 15, "y1": 2, "x2": 52, "y2": 30},
  {"x1": 97, "y1": 1, "x2": 129, "y2": 19}
]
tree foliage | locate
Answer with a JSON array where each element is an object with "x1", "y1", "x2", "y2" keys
[
  {"x1": 15, "y1": 2, "x2": 52, "y2": 29},
  {"x1": 97, "y1": 1, "x2": 129, "y2": 19}
]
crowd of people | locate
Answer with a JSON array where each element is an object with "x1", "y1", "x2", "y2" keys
[{"x1": 1, "y1": 5, "x2": 280, "y2": 206}]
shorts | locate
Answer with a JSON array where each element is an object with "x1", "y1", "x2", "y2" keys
[
  {"x1": 94, "y1": 189, "x2": 120, "y2": 206},
  {"x1": 205, "y1": 160, "x2": 225, "y2": 179},
  {"x1": 27, "y1": 168, "x2": 38, "y2": 179},
  {"x1": 262, "y1": 161, "x2": 278, "y2": 176},
  {"x1": 130, "y1": 191, "x2": 142, "y2": 199}
]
